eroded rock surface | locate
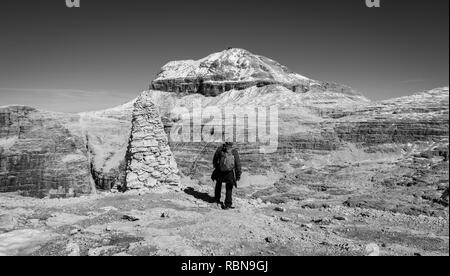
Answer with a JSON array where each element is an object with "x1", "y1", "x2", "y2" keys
[
  {"x1": 0, "y1": 106, "x2": 93, "y2": 198},
  {"x1": 0, "y1": 101, "x2": 134, "y2": 197},
  {"x1": 80, "y1": 100, "x2": 135, "y2": 191}
]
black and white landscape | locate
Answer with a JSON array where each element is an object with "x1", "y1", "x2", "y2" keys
[{"x1": 0, "y1": 0, "x2": 448, "y2": 257}]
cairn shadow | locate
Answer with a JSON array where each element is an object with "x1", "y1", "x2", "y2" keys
[{"x1": 184, "y1": 187, "x2": 217, "y2": 204}]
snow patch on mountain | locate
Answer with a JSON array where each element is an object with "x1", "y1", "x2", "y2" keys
[{"x1": 154, "y1": 48, "x2": 314, "y2": 86}]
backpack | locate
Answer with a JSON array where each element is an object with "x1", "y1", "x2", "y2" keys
[{"x1": 219, "y1": 149, "x2": 235, "y2": 173}]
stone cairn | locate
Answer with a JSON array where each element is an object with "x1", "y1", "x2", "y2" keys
[{"x1": 125, "y1": 93, "x2": 180, "y2": 190}]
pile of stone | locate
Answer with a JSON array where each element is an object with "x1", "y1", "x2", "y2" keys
[{"x1": 125, "y1": 94, "x2": 180, "y2": 190}]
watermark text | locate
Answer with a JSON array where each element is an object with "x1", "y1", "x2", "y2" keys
[
  {"x1": 169, "y1": 99, "x2": 279, "y2": 154},
  {"x1": 365, "y1": 0, "x2": 381, "y2": 8},
  {"x1": 65, "y1": 0, "x2": 80, "y2": 8}
]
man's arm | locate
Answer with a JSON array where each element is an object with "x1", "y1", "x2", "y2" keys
[
  {"x1": 213, "y1": 147, "x2": 221, "y2": 169},
  {"x1": 233, "y1": 149, "x2": 242, "y2": 181}
]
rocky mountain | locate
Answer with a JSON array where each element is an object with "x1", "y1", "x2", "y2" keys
[
  {"x1": 0, "y1": 106, "x2": 94, "y2": 198},
  {"x1": 151, "y1": 48, "x2": 364, "y2": 98},
  {"x1": 141, "y1": 49, "x2": 447, "y2": 175},
  {"x1": 0, "y1": 102, "x2": 134, "y2": 197},
  {"x1": 0, "y1": 49, "x2": 448, "y2": 216}
]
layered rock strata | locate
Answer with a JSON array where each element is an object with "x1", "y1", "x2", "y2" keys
[{"x1": 0, "y1": 106, "x2": 93, "y2": 198}]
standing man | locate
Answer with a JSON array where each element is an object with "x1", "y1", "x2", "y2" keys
[{"x1": 212, "y1": 142, "x2": 242, "y2": 210}]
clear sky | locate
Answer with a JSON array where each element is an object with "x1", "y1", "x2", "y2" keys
[{"x1": 0, "y1": 0, "x2": 448, "y2": 112}]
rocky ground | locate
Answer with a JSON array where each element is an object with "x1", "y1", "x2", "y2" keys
[{"x1": 1, "y1": 149, "x2": 448, "y2": 256}]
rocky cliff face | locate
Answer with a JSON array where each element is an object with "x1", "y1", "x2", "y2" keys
[
  {"x1": 79, "y1": 100, "x2": 134, "y2": 191},
  {"x1": 0, "y1": 100, "x2": 134, "y2": 198},
  {"x1": 0, "y1": 106, "x2": 93, "y2": 198},
  {"x1": 333, "y1": 87, "x2": 449, "y2": 145}
]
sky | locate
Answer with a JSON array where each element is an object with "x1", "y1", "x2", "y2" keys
[{"x1": 0, "y1": 0, "x2": 448, "y2": 112}]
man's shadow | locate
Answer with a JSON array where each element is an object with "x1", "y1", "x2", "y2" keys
[{"x1": 184, "y1": 187, "x2": 217, "y2": 204}]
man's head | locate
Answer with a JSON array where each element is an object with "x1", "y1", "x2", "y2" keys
[{"x1": 223, "y1": 142, "x2": 233, "y2": 152}]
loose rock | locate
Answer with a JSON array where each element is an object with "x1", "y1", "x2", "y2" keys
[
  {"x1": 122, "y1": 215, "x2": 140, "y2": 222},
  {"x1": 274, "y1": 207, "x2": 286, "y2": 212},
  {"x1": 265, "y1": 237, "x2": 274, "y2": 244},
  {"x1": 161, "y1": 212, "x2": 170, "y2": 218}
]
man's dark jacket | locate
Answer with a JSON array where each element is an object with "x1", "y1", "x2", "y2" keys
[{"x1": 212, "y1": 145, "x2": 242, "y2": 187}]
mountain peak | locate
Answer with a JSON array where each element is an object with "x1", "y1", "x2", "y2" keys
[
  {"x1": 151, "y1": 48, "x2": 364, "y2": 99},
  {"x1": 152, "y1": 48, "x2": 313, "y2": 90}
]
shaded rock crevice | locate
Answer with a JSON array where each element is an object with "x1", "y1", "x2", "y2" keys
[
  {"x1": 83, "y1": 133, "x2": 126, "y2": 192},
  {"x1": 151, "y1": 78, "x2": 312, "y2": 96}
]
